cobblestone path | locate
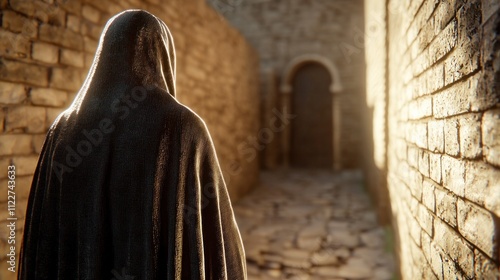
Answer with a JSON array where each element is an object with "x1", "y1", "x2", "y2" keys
[{"x1": 233, "y1": 170, "x2": 396, "y2": 280}]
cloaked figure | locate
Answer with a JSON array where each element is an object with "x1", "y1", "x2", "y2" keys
[{"x1": 19, "y1": 10, "x2": 246, "y2": 280}]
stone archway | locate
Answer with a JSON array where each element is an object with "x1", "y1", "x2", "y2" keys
[{"x1": 280, "y1": 54, "x2": 343, "y2": 170}]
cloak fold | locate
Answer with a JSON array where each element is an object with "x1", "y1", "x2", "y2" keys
[{"x1": 19, "y1": 9, "x2": 246, "y2": 280}]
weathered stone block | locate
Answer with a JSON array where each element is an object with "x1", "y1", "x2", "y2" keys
[
  {"x1": 457, "y1": 199, "x2": 496, "y2": 259},
  {"x1": 0, "y1": 29, "x2": 31, "y2": 58},
  {"x1": 444, "y1": 118, "x2": 460, "y2": 156},
  {"x1": 415, "y1": 16, "x2": 436, "y2": 55},
  {"x1": 429, "y1": 153, "x2": 442, "y2": 184},
  {"x1": 444, "y1": 36, "x2": 480, "y2": 85},
  {"x1": 82, "y1": 4, "x2": 100, "y2": 23},
  {"x1": 409, "y1": 215, "x2": 422, "y2": 246},
  {"x1": 408, "y1": 167, "x2": 423, "y2": 201},
  {"x1": 429, "y1": 242, "x2": 444, "y2": 279},
  {"x1": 433, "y1": 218, "x2": 475, "y2": 279},
  {"x1": 428, "y1": 120, "x2": 444, "y2": 153},
  {"x1": 66, "y1": 14, "x2": 81, "y2": 33},
  {"x1": 465, "y1": 161, "x2": 500, "y2": 216},
  {"x1": 50, "y1": 67, "x2": 83, "y2": 91},
  {"x1": 0, "y1": 59, "x2": 49, "y2": 86},
  {"x1": 421, "y1": 229, "x2": 432, "y2": 262},
  {"x1": 418, "y1": 150, "x2": 430, "y2": 177},
  {"x1": 39, "y1": 24, "x2": 83, "y2": 51},
  {"x1": 442, "y1": 257, "x2": 467, "y2": 279},
  {"x1": 428, "y1": 19, "x2": 457, "y2": 65},
  {"x1": 2, "y1": 10, "x2": 38, "y2": 38},
  {"x1": 474, "y1": 249, "x2": 498, "y2": 279},
  {"x1": 417, "y1": 204, "x2": 433, "y2": 237},
  {"x1": 32, "y1": 134, "x2": 46, "y2": 154},
  {"x1": 10, "y1": 0, "x2": 53, "y2": 22},
  {"x1": 466, "y1": 72, "x2": 492, "y2": 112},
  {"x1": 408, "y1": 96, "x2": 432, "y2": 120},
  {"x1": 422, "y1": 180, "x2": 435, "y2": 212},
  {"x1": 81, "y1": 22, "x2": 102, "y2": 39},
  {"x1": 32, "y1": 42, "x2": 59, "y2": 64},
  {"x1": 31, "y1": 88, "x2": 67, "y2": 107},
  {"x1": 457, "y1": 0, "x2": 482, "y2": 44},
  {"x1": 0, "y1": 134, "x2": 33, "y2": 155},
  {"x1": 407, "y1": 146, "x2": 419, "y2": 168},
  {"x1": 459, "y1": 113, "x2": 482, "y2": 159},
  {"x1": 434, "y1": 186, "x2": 457, "y2": 227},
  {"x1": 433, "y1": 82, "x2": 471, "y2": 119},
  {"x1": 60, "y1": 49, "x2": 84, "y2": 68},
  {"x1": 83, "y1": 0, "x2": 111, "y2": 16},
  {"x1": 107, "y1": 1, "x2": 122, "y2": 16},
  {"x1": 57, "y1": 0, "x2": 81, "y2": 15},
  {"x1": 423, "y1": 64, "x2": 445, "y2": 96},
  {"x1": 83, "y1": 36, "x2": 98, "y2": 53},
  {"x1": 6, "y1": 106, "x2": 46, "y2": 133},
  {"x1": 0, "y1": 81, "x2": 26, "y2": 104},
  {"x1": 12, "y1": 156, "x2": 38, "y2": 176},
  {"x1": 441, "y1": 155, "x2": 465, "y2": 196},
  {"x1": 411, "y1": 122, "x2": 428, "y2": 149},
  {"x1": 433, "y1": 0, "x2": 457, "y2": 31},
  {"x1": 482, "y1": 109, "x2": 500, "y2": 167},
  {"x1": 0, "y1": 157, "x2": 11, "y2": 179}
]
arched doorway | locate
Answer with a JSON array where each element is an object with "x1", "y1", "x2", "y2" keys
[
  {"x1": 280, "y1": 54, "x2": 343, "y2": 170},
  {"x1": 290, "y1": 62, "x2": 332, "y2": 168}
]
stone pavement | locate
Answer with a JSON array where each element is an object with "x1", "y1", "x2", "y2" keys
[{"x1": 233, "y1": 170, "x2": 396, "y2": 280}]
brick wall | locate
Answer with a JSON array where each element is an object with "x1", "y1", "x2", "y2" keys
[
  {"x1": 0, "y1": 0, "x2": 259, "y2": 278},
  {"x1": 383, "y1": 0, "x2": 500, "y2": 278},
  {"x1": 210, "y1": 0, "x2": 365, "y2": 169}
]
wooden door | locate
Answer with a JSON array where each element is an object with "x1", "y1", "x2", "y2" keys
[{"x1": 290, "y1": 63, "x2": 333, "y2": 168}]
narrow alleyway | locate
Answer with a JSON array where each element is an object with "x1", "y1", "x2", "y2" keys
[{"x1": 233, "y1": 170, "x2": 396, "y2": 280}]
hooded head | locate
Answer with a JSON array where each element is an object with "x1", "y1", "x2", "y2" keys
[{"x1": 76, "y1": 10, "x2": 176, "y2": 105}]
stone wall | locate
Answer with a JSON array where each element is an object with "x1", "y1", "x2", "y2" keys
[
  {"x1": 362, "y1": 0, "x2": 391, "y2": 225},
  {"x1": 210, "y1": 0, "x2": 365, "y2": 169},
  {"x1": 377, "y1": 0, "x2": 500, "y2": 278},
  {"x1": 0, "y1": 0, "x2": 259, "y2": 278}
]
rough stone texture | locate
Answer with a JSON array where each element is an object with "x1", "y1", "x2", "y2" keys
[
  {"x1": 234, "y1": 170, "x2": 395, "y2": 280},
  {"x1": 30, "y1": 88, "x2": 67, "y2": 107},
  {"x1": 0, "y1": 81, "x2": 26, "y2": 104},
  {"x1": 482, "y1": 109, "x2": 500, "y2": 167},
  {"x1": 211, "y1": 0, "x2": 365, "y2": 170},
  {"x1": 60, "y1": 48, "x2": 84, "y2": 67},
  {"x1": 32, "y1": 42, "x2": 59, "y2": 64},
  {"x1": 376, "y1": 0, "x2": 500, "y2": 279},
  {"x1": 0, "y1": 1, "x2": 259, "y2": 278}
]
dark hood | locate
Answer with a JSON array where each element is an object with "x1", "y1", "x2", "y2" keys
[{"x1": 73, "y1": 9, "x2": 176, "y2": 111}]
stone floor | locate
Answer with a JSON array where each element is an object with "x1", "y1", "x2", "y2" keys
[{"x1": 233, "y1": 170, "x2": 396, "y2": 280}]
